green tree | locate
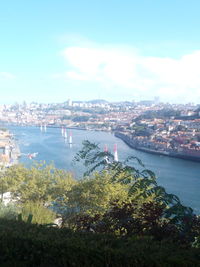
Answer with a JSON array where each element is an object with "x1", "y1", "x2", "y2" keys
[
  {"x1": 2, "y1": 162, "x2": 76, "y2": 205},
  {"x1": 0, "y1": 203, "x2": 18, "y2": 220},
  {"x1": 67, "y1": 171, "x2": 129, "y2": 216},
  {"x1": 73, "y1": 140, "x2": 193, "y2": 226},
  {"x1": 21, "y1": 201, "x2": 56, "y2": 224}
]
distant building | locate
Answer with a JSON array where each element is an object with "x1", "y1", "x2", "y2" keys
[{"x1": 67, "y1": 99, "x2": 72, "y2": 106}]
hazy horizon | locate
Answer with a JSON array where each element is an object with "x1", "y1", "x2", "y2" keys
[{"x1": 1, "y1": 98, "x2": 199, "y2": 107}]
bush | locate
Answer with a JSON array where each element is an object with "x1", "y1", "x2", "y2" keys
[
  {"x1": 0, "y1": 202, "x2": 18, "y2": 220},
  {"x1": 0, "y1": 219, "x2": 199, "y2": 266},
  {"x1": 21, "y1": 201, "x2": 56, "y2": 225}
]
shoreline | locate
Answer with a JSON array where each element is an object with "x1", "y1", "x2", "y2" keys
[
  {"x1": 5, "y1": 124, "x2": 200, "y2": 164},
  {"x1": 3, "y1": 123, "x2": 112, "y2": 132},
  {"x1": 0, "y1": 128, "x2": 21, "y2": 168},
  {"x1": 115, "y1": 132, "x2": 200, "y2": 163}
]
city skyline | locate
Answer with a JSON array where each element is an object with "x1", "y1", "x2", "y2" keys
[{"x1": 1, "y1": 0, "x2": 200, "y2": 104}]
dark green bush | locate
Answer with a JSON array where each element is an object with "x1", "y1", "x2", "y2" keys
[{"x1": 0, "y1": 219, "x2": 199, "y2": 267}]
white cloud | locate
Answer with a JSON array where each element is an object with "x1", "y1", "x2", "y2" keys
[
  {"x1": 0, "y1": 72, "x2": 16, "y2": 80},
  {"x1": 56, "y1": 43, "x2": 200, "y2": 103}
]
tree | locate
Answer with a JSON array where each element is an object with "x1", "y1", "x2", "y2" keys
[
  {"x1": 66, "y1": 171, "x2": 129, "y2": 217},
  {"x1": 72, "y1": 116, "x2": 89, "y2": 122},
  {"x1": 0, "y1": 202, "x2": 18, "y2": 220},
  {"x1": 73, "y1": 140, "x2": 194, "y2": 228},
  {"x1": 21, "y1": 201, "x2": 56, "y2": 225},
  {"x1": 2, "y1": 162, "x2": 76, "y2": 205}
]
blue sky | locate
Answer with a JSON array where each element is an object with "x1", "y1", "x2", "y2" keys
[{"x1": 1, "y1": 0, "x2": 200, "y2": 104}]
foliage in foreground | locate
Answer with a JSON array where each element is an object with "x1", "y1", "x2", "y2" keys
[
  {"x1": 0, "y1": 201, "x2": 56, "y2": 225},
  {"x1": 0, "y1": 140, "x2": 199, "y2": 253},
  {"x1": 72, "y1": 199, "x2": 200, "y2": 246},
  {"x1": 71, "y1": 140, "x2": 200, "y2": 247},
  {"x1": 0, "y1": 162, "x2": 76, "y2": 204},
  {"x1": 21, "y1": 201, "x2": 56, "y2": 225},
  {"x1": 0, "y1": 219, "x2": 199, "y2": 267},
  {"x1": 0, "y1": 203, "x2": 18, "y2": 220}
]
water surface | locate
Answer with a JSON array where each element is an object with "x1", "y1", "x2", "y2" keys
[{"x1": 8, "y1": 126, "x2": 200, "y2": 214}]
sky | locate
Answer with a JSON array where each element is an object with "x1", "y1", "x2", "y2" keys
[{"x1": 1, "y1": 0, "x2": 200, "y2": 104}]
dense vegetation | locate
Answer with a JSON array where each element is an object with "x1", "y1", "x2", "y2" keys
[
  {"x1": 0, "y1": 141, "x2": 199, "y2": 266},
  {"x1": 0, "y1": 219, "x2": 199, "y2": 267}
]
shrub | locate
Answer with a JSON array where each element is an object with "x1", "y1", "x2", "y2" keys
[
  {"x1": 0, "y1": 219, "x2": 199, "y2": 266},
  {"x1": 0, "y1": 202, "x2": 18, "y2": 220},
  {"x1": 21, "y1": 201, "x2": 56, "y2": 225}
]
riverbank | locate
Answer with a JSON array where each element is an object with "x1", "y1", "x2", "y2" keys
[
  {"x1": 2, "y1": 122, "x2": 113, "y2": 132},
  {"x1": 0, "y1": 128, "x2": 20, "y2": 168},
  {"x1": 115, "y1": 132, "x2": 200, "y2": 163}
]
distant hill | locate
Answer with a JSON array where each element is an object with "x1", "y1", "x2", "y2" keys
[
  {"x1": 68, "y1": 99, "x2": 109, "y2": 104},
  {"x1": 87, "y1": 99, "x2": 108, "y2": 104}
]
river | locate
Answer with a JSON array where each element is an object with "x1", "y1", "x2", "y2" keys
[{"x1": 7, "y1": 125, "x2": 200, "y2": 214}]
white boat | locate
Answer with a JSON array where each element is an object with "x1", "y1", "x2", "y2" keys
[
  {"x1": 64, "y1": 128, "x2": 67, "y2": 139},
  {"x1": 114, "y1": 144, "x2": 118, "y2": 162},
  {"x1": 69, "y1": 131, "x2": 73, "y2": 144},
  {"x1": 28, "y1": 152, "x2": 38, "y2": 159},
  {"x1": 61, "y1": 127, "x2": 64, "y2": 136}
]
